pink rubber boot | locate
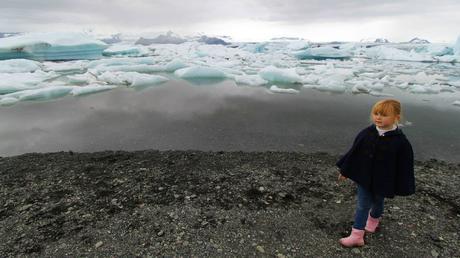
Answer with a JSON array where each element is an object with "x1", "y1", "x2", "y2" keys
[
  {"x1": 339, "y1": 228, "x2": 365, "y2": 247},
  {"x1": 365, "y1": 214, "x2": 380, "y2": 233}
]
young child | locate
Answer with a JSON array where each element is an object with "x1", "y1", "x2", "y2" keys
[{"x1": 336, "y1": 99, "x2": 415, "y2": 247}]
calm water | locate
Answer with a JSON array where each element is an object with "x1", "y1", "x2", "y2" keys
[{"x1": 0, "y1": 79, "x2": 459, "y2": 162}]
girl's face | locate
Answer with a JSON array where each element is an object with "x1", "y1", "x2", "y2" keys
[{"x1": 372, "y1": 112, "x2": 400, "y2": 130}]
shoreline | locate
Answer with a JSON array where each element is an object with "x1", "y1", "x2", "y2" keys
[{"x1": 1, "y1": 150, "x2": 459, "y2": 257}]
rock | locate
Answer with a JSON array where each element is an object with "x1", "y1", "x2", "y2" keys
[
  {"x1": 95, "y1": 241, "x2": 103, "y2": 248},
  {"x1": 431, "y1": 249, "x2": 439, "y2": 257},
  {"x1": 157, "y1": 231, "x2": 165, "y2": 237},
  {"x1": 352, "y1": 248, "x2": 361, "y2": 254},
  {"x1": 256, "y1": 245, "x2": 265, "y2": 253}
]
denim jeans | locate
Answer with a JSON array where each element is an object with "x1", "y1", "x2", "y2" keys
[{"x1": 353, "y1": 184, "x2": 385, "y2": 230}]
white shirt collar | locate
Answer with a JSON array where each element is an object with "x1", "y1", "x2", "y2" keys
[{"x1": 376, "y1": 124, "x2": 397, "y2": 136}]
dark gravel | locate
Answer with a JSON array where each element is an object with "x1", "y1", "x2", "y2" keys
[{"x1": 0, "y1": 150, "x2": 459, "y2": 257}]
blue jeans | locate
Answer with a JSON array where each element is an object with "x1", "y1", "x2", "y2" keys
[{"x1": 353, "y1": 184, "x2": 385, "y2": 230}]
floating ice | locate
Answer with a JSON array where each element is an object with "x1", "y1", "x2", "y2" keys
[
  {"x1": 0, "y1": 71, "x2": 58, "y2": 94},
  {"x1": 98, "y1": 71, "x2": 168, "y2": 87},
  {"x1": 364, "y1": 46, "x2": 434, "y2": 62},
  {"x1": 0, "y1": 32, "x2": 108, "y2": 61},
  {"x1": 454, "y1": 36, "x2": 460, "y2": 55},
  {"x1": 0, "y1": 97, "x2": 19, "y2": 106},
  {"x1": 163, "y1": 59, "x2": 188, "y2": 72},
  {"x1": 269, "y1": 85, "x2": 299, "y2": 94},
  {"x1": 66, "y1": 72, "x2": 99, "y2": 85},
  {"x1": 4, "y1": 86, "x2": 74, "y2": 101},
  {"x1": 453, "y1": 100, "x2": 460, "y2": 106},
  {"x1": 175, "y1": 66, "x2": 228, "y2": 79},
  {"x1": 408, "y1": 84, "x2": 440, "y2": 94},
  {"x1": 0, "y1": 59, "x2": 42, "y2": 73},
  {"x1": 293, "y1": 46, "x2": 351, "y2": 60},
  {"x1": 198, "y1": 36, "x2": 229, "y2": 45},
  {"x1": 103, "y1": 44, "x2": 150, "y2": 57},
  {"x1": 259, "y1": 66, "x2": 302, "y2": 84},
  {"x1": 234, "y1": 74, "x2": 267, "y2": 86},
  {"x1": 71, "y1": 85, "x2": 117, "y2": 96}
]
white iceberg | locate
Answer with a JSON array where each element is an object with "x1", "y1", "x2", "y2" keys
[
  {"x1": 0, "y1": 32, "x2": 108, "y2": 61},
  {"x1": 293, "y1": 46, "x2": 351, "y2": 60},
  {"x1": 0, "y1": 59, "x2": 42, "y2": 73},
  {"x1": 71, "y1": 85, "x2": 117, "y2": 96},
  {"x1": 103, "y1": 44, "x2": 150, "y2": 57},
  {"x1": 0, "y1": 97, "x2": 19, "y2": 106},
  {"x1": 174, "y1": 66, "x2": 228, "y2": 79},
  {"x1": 98, "y1": 71, "x2": 169, "y2": 87},
  {"x1": 0, "y1": 71, "x2": 58, "y2": 94},
  {"x1": 364, "y1": 46, "x2": 434, "y2": 62},
  {"x1": 234, "y1": 74, "x2": 268, "y2": 86},
  {"x1": 4, "y1": 86, "x2": 74, "y2": 102},
  {"x1": 269, "y1": 85, "x2": 299, "y2": 94},
  {"x1": 259, "y1": 66, "x2": 303, "y2": 84}
]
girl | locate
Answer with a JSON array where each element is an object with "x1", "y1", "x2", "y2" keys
[{"x1": 336, "y1": 99, "x2": 415, "y2": 247}]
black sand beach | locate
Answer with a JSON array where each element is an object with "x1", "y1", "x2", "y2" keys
[{"x1": 1, "y1": 150, "x2": 459, "y2": 257}]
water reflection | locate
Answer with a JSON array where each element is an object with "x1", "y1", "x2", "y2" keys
[{"x1": 0, "y1": 79, "x2": 459, "y2": 162}]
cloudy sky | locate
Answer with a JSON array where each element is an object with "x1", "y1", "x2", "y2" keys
[{"x1": 1, "y1": 0, "x2": 459, "y2": 42}]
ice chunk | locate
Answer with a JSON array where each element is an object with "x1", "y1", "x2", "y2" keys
[
  {"x1": 293, "y1": 46, "x2": 351, "y2": 60},
  {"x1": 0, "y1": 97, "x2": 19, "y2": 106},
  {"x1": 453, "y1": 100, "x2": 460, "y2": 107},
  {"x1": 174, "y1": 66, "x2": 228, "y2": 79},
  {"x1": 408, "y1": 84, "x2": 440, "y2": 94},
  {"x1": 66, "y1": 72, "x2": 99, "y2": 85},
  {"x1": 259, "y1": 66, "x2": 302, "y2": 84},
  {"x1": 241, "y1": 43, "x2": 267, "y2": 53},
  {"x1": 103, "y1": 44, "x2": 150, "y2": 57},
  {"x1": 98, "y1": 71, "x2": 168, "y2": 87},
  {"x1": 163, "y1": 59, "x2": 188, "y2": 72},
  {"x1": 364, "y1": 46, "x2": 434, "y2": 62},
  {"x1": 0, "y1": 71, "x2": 58, "y2": 94},
  {"x1": 269, "y1": 85, "x2": 299, "y2": 94},
  {"x1": 71, "y1": 85, "x2": 117, "y2": 96},
  {"x1": 0, "y1": 59, "x2": 42, "y2": 73},
  {"x1": 91, "y1": 64, "x2": 164, "y2": 74},
  {"x1": 43, "y1": 60, "x2": 88, "y2": 73},
  {"x1": 234, "y1": 74, "x2": 267, "y2": 86},
  {"x1": 8, "y1": 86, "x2": 74, "y2": 101},
  {"x1": 286, "y1": 41, "x2": 310, "y2": 51},
  {"x1": 454, "y1": 35, "x2": 460, "y2": 56},
  {"x1": 0, "y1": 32, "x2": 108, "y2": 61}
]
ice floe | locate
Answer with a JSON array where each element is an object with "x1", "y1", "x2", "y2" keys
[
  {"x1": 269, "y1": 85, "x2": 299, "y2": 94},
  {"x1": 0, "y1": 32, "x2": 107, "y2": 61}
]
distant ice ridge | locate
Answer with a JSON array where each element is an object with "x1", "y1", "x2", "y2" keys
[{"x1": 0, "y1": 32, "x2": 108, "y2": 61}]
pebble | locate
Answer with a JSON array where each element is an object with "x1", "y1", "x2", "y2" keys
[
  {"x1": 157, "y1": 230, "x2": 165, "y2": 237},
  {"x1": 256, "y1": 245, "x2": 265, "y2": 253},
  {"x1": 95, "y1": 241, "x2": 103, "y2": 248},
  {"x1": 352, "y1": 248, "x2": 360, "y2": 254},
  {"x1": 277, "y1": 254, "x2": 287, "y2": 258},
  {"x1": 431, "y1": 249, "x2": 439, "y2": 257}
]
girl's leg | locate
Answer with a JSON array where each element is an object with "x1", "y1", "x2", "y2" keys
[
  {"x1": 353, "y1": 185, "x2": 373, "y2": 230},
  {"x1": 369, "y1": 194, "x2": 385, "y2": 218}
]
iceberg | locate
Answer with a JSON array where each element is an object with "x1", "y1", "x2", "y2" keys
[
  {"x1": 3, "y1": 86, "x2": 74, "y2": 102},
  {"x1": 163, "y1": 59, "x2": 188, "y2": 72},
  {"x1": 0, "y1": 32, "x2": 108, "y2": 61},
  {"x1": 454, "y1": 35, "x2": 460, "y2": 56},
  {"x1": 174, "y1": 66, "x2": 228, "y2": 79},
  {"x1": 293, "y1": 46, "x2": 351, "y2": 60},
  {"x1": 71, "y1": 85, "x2": 117, "y2": 96},
  {"x1": 0, "y1": 71, "x2": 58, "y2": 94},
  {"x1": 234, "y1": 74, "x2": 267, "y2": 86},
  {"x1": 103, "y1": 44, "x2": 150, "y2": 57},
  {"x1": 453, "y1": 100, "x2": 460, "y2": 107},
  {"x1": 0, "y1": 59, "x2": 42, "y2": 73},
  {"x1": 98, "y1": 71, "x2": 169, "y2": 87},
  {"x1": 364, "y1": 46, "x2": 434, "y2": 62},
  {"x1": 0, "y1": 97, "x2": 19, "y2": 106},
  {"x1": 259, "y1": 66, "x2": 303, "y2": 84},
  {"x1": 269, "y1": 85, "x2": 299, "y2": 94}
]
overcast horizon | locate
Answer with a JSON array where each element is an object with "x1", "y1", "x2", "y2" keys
[{"x1": 1, "y1": 0, "x2": 460, "y2": 42}]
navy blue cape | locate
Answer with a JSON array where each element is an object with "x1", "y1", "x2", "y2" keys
[{"x1": 336, "y1": 125, "x2": 415, "y2": 198}]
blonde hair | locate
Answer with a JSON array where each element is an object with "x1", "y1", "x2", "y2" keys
[{"x1": 370, "y1": 99, "x2": 402, "y2": 123}]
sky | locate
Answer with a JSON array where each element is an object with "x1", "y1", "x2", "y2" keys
[{"x1": 1, "y1": 0, "x2": 459, "y2": 42}]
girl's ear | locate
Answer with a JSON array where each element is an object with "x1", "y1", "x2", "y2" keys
[{"x1": 395, "y1": 114, "x2": 401, "y2": 123}]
